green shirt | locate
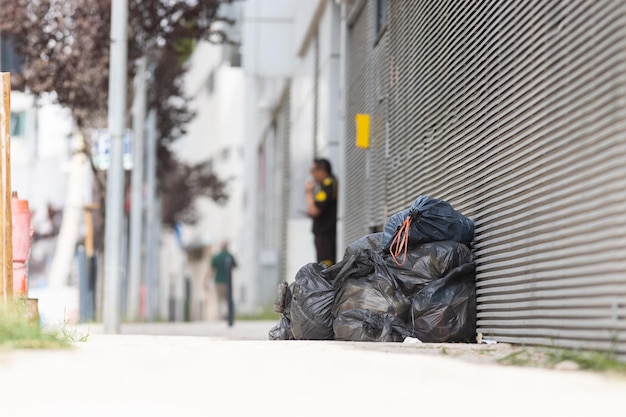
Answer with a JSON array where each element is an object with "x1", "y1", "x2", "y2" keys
[{"x1": 211, "y1": 250, "x2": 237, "y2": 284}]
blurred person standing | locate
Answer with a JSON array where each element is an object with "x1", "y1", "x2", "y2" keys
[
  {"x1": 208, "y1": 241, "x2": 237, "y2": 321},
  {"x1": 305, "y1": 158, "x2": 338, "y2": 267}
]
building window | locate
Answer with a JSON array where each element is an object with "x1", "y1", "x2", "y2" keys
[
  {"x1": 1, "y1": 36, "x2": 24, "y2": 73},
  {"x1": 10, "y1": 111, "x2": 26, "y2": 138}
]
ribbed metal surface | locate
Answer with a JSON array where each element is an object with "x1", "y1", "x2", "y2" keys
[
  {"x1": 369, "y1": 27, "x2": 388, "y2": 229},
  {"x1": 383, "y1": 0, "x2": 626, "y2": 357},
  {"x1": 344, "y1": 2, "x2": 370, "y2": 245},
  {"x1": 277, "y1": 88, "x2": 291, "y2": 282}
]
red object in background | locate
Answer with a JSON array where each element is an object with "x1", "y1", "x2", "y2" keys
[
  {"x1": 11, "y1": 192, "x2": 34, "y2": 296},
  {"x1": 124, "y1": 183, "x2": 131, "y2": 214}
]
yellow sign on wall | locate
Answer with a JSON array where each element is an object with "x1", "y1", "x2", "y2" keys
[{"x1": 355, "y1": 113, "x2": 370, "y2": 149}]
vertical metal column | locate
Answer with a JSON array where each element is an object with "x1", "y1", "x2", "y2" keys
[
  {"x1": 127, "y1": 56, "x2": 147, "y2": 321},
  {"x1": 103, "y1": 0, "x2": 128, "y2": 333},
  {"x1": 144, "y1": 109, "x2": 158, "y2": 321}
]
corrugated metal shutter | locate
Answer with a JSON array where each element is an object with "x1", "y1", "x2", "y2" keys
[
  {"x1": 386, "y1": 0, "x2": 626, "y2": 357},
  {"x1": 369, "y1": 18, "x2": 389, "y2": 229},
  {"x1": 344, "y1": 0, "x2": 390, "y2": 244},
  {"x1": 344, "y1": 1, "x2": 371, "y2": 245}
]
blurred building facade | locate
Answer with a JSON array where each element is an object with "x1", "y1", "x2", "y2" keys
[
  {"x1": 1, "y1": 35, "x2": 84, "y2": 325},
  {"x1": 7, "y1": 1, "x2": 625, "y2": 357},
  {"x1": 173, "y1": 3, "x2": 246, "y2": 319}
]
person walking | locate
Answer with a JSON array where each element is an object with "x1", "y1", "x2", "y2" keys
[
  {"x1": 305, "y1": 158, "x2": 338, "y2": 267},
  {"x1": 208, "y1": 241, "x2": 237, "y2": 321}
]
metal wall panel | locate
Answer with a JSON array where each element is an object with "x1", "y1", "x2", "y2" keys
[
  {"x1": 369, "y1": 24, "x2": 389, "y2": 229},
  {"x1": 384, "y1": 0, "x2": 626, "y2": 357},
  {"x1": 344, "y1": 2, "x2": 371, "y2": 245},
  {"x1": 344, "y1": 0, "x2": 390, "y2": 246}
]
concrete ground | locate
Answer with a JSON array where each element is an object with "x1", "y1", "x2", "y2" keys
[{"x1": 1, "y1": 321, "x2": 624, "y2": 417}]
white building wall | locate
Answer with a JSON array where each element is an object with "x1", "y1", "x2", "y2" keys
[
  {"x1": 241, "y1": 0, "x2": 297, "y2": 311},
  {"x1": 287, "y1": 21, "x2": 316, "y2": 283},
  {"x1": 237, "y1": 0, "x2": 345, "y2": 306},
  {"x1": 175, "y1": 31, "x2": 246, "y2": 317},
  {"x1": 286, "y1": 1, "x2": 343, "y2": 282}
]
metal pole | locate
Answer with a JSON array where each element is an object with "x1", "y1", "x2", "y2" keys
[
  {"x1": 144, "y1": 109, "x2": 157, "y2": 321},
  {"x1": 103, "y1": 0, "x2": 128, "y2": 333},
  {"x1": 127, "y1": 56, "x2": 147, "y2": 321}
]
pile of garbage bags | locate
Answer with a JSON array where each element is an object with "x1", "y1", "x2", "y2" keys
[{"x1": 269, "y1": 195, "x2": 476, "y2": 343}]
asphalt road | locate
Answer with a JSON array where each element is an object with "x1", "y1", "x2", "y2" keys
[{"x1": 1, "y1": 321, "x2": 624, "y2": 417}]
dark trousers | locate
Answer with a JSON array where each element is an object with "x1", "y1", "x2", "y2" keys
[{"x1": 315, "y1": 233, "x2": 337, "y2": 266}]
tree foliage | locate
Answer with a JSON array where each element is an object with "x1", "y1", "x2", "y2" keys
[{"x1": 0, "y1": 0, "x2": 233, "y2": 229}]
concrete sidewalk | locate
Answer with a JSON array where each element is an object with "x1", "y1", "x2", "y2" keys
[{"x1": 1, "y1": 321, "x2": 624, "y2": 417}]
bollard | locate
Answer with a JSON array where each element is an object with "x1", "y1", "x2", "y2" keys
[{"x1": 11, "y1": 191, "x2": 33, "y2": 296}]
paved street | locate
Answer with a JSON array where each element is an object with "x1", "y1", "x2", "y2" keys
[{"x1": 1, "y1": 321, "x2": 624, "y2": 417}]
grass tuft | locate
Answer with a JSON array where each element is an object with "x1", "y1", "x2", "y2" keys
[
  {"x1": 543, "y1": 348, "x2": 626, "y2": 373},
  {"x1": 0, "y1": 298, "x2": 70, "y2": 349}
]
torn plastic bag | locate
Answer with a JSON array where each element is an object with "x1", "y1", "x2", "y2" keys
[
  {"x1": 329, "y1": 249, "x2": 410, "y2": 340},
  {"x1": 382, "y1": 196, "x2": 475, "y2": 253},
  {"x1": 268, "y1": 314, "x2": 294, "y2": 340},
  {"x1": 384, "y1": 240, "x2": 473, "y2": 298},
  {"x1": 333, "y1": 309, "x2": 411, "y2": 342},
  {"x1": 407, "y1": 262, "x2": 476, "y2": 343},
  {"x1": 290, "y1": 263, "x2": 335, "y2": 340},
  {"x1": 273, "y1": 280, "x2": 292, "y2": 316},
  {"x1": 269, "y1": 280, "x2": 295, "y2": 340},
  {"x1": 343, "y1": 232, "x2": 383, "y2": 257}
]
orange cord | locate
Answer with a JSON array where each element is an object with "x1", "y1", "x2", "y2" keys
[{"x1": 389, "y1": 215, "x2": 413, "y2": 266}]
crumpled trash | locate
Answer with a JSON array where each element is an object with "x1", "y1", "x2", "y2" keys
[
  {"x1": 326, "y1": 249, "x2": 411, "y2": 341},
  {"x1": 343, "y1": 232, "x2": 383, "y2": 257},
  {"x1": 382, "y1": 195, "x2": 475, "y2": 253},
  {"x1": 407, "y1": 262, "x2": 476, "y2": 343},
  {"x1": 273, "y1": 280, "x2": 292, "y2": 316},
  {"x1": 289, "y1": 263, "x2": 335, "y2": 340},
  {"x1": 269, "y1": 196, "x2": 477, "y2": 344},
  {"x1": 269, "y1": 314, "x2": 294, "y2": 340},
  {"x1": 269, "y1": 280, "x2": 294, "y2": 340},
  {"x1": 384, "y1": 240, "x2": 473, "y2": 297},
  {"x1": 333, "y1": 309, "x2": 411, "y2": 342}
]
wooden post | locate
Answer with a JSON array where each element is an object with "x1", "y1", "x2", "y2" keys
[{"x1": 0, "y1": 73, "x2": 13, "y2": 303}]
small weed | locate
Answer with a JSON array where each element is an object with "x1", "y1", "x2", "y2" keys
[
  {"x1": 543, "y1": 348, "x2": 626, "y2": 373},
  {"x1": 497, "y1": 346, "x2": 626, "y2": 375},
  {"x1": 0, "y1": 298, "x2": 69, "y2": 349},
  {"x1": 498, "y1": 349, "x2": 534, "y2": 367},
  {"x1": 56, "y1": 317, "x2": 90, "y2": 343}
]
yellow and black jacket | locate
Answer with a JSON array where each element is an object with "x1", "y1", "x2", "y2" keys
[{"x1": 312, "y1": 175, "x2": 338, "y2": 235}]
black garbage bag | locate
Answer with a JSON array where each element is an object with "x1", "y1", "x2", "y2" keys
[
  {"x1": 290, "y1": 263, "x2": 335, "y2": 340},
  {"x1": 268, "y1": 314, "x2": 294, "y2": 340},
  {"x1": 329, "y1": 249, "x2": 410, "y2": 341},
  {"x1": 269, "y1": 280, "x2": 294, "y2": 340},
  {"x1": 273, "y1": 280, "x2": 292, "y2": 316},
  {"x1": 333, "y1": 309, "x2": 411, "y2": 342},
  {"x1": 344, "y1": 232, "x2": 383, "y2": 257},
  {"x1": 407, "y1": 262, "x2": 476, "y2": 343},
  {"x1": 381, "y1": 196, "x2": 475, "y2": 255},
  {"x1": 384, "y1": 240, "x2": 473, "y2": 298}
]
